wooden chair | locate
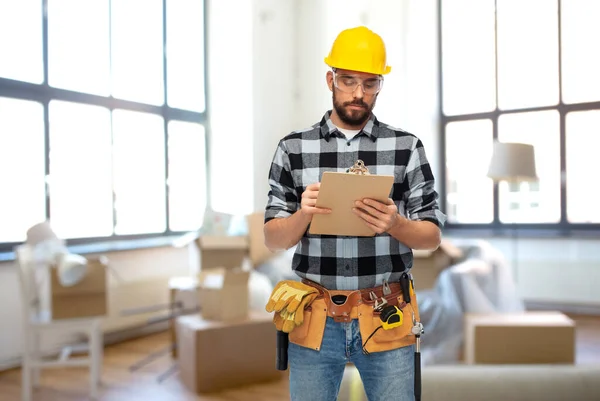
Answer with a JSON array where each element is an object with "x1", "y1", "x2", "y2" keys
[{"x1": 14, "y1": 244, "x2": 104, "y2": 401}]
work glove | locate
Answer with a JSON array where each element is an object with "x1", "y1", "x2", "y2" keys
[
  {"x1": 265, "y1": 280, "x2": 319, "y2": 314},
  {"x1": 273, "y1": 308, "x2": 297, "y2": 333},
  {"x1": 272, "y1": 292, "x2": 318, "y2": 331}
]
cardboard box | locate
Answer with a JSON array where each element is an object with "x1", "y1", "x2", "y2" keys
[
  {"x1": 50, "y1": 257, "x2": 108, "y2": 320},
  {"x1": 198, "y1": 267, "x2": 250, "y2": 322},
  {"x1": 196, "y1": 235, "x2": 249, "y2": 270},
  {"x1": 411, "y1": 240, "x2": 463, "y2": 289},
  {"x1": 176, "y1": 311, "x2": 283, "y2": 393},
  {"x1": 464, "y1": 311, "x2": 576, "y2": 364}
]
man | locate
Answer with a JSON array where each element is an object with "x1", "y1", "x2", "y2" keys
[{"x1": 263, "y1": 26, "x2": 446, "y2": 401}]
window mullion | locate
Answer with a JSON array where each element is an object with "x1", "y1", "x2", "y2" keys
[
  {"x1": 559, "y1": 108, "x2": 567, "y2": 225},
  {"x1": 42, "y1": 0, "x2": 51, "y2": 222},
  {"x1": 162, "y1": 0, "x2": 170, "y2": 232},
  {"x1": 492, "y1": 113, "x2": 499, "y2": 225},
  {"x1": 493, "y1": 0, "x2": 500, "y2": 226},
  {"x1": 557, "y1": 0, "x2": 568, "y2": 226}
]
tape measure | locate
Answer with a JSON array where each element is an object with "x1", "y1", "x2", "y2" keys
[{"x1": 379, "y1": 305, "x2": 403, "y2": 330}]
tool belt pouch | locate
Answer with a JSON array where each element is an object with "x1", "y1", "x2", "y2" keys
[
  {"x1": 288, "y1": 298, "x2": 328, "y2": 351},
  {"x1": 357, "y1": 287, "x2": 420, "y2": 354}
]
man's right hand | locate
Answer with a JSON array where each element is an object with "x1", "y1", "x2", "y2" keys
[
  {"x1": 300, "y1": 183, "x2": 331, "y2": 220},
  {"x1": 264, "y1": 183, "x2": 332, "y2": 250}
]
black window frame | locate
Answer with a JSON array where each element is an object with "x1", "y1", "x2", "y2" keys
[
  {"x1": 437, "y1": 0, "x2": 600, "y2": 237},
  {"x1": 0, "y1": 0, "x2": 210, "y2": 254}
]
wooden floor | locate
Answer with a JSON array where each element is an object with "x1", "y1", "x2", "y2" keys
[{"x1": 0, "y1": 314, "x2": 599, "y2": 401}]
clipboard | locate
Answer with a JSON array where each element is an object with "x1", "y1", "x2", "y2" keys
[{"x1": 308, "y1": 160, "x2": 394, "y2": 237}]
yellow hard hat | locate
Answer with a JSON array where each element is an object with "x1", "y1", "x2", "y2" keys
[{"x1": 324, "y1": 26, "x2": 391, "y2": 75}]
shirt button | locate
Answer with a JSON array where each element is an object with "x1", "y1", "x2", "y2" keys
[
  {"x1": 347, "y1": 142, "x2": 351, "y2": 146},
  {"x1": 345, "y1": 265, "x2": 350, "y2": 270}
]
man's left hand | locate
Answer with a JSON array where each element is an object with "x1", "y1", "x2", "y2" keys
[{"x1": 352, "y1": 198, "x2": 403, "y2": 234}]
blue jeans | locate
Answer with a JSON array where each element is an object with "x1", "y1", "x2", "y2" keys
[{"x1": 288, "y1": 317, "x2": 414, "y2": 401}]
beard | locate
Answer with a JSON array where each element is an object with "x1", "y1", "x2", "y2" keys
[{"x1": 332, "y1": 89, "x2": 375, "y2": 126}]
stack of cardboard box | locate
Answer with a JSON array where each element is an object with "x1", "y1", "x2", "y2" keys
[
  {"x1": 176, "y1": 233, "x2": 281, "y2": 394},
  {"x1": 196, "y1": 235, "x2": 251, "y2": 322}
]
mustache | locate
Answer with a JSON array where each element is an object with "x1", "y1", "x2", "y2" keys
[{"x1": 343, "y1": 101, "x2": 368, "y2": 108}]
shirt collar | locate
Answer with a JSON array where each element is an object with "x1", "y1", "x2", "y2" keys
[{"x1": 319, "y1": 110, "x2": 379, "y2": 142}]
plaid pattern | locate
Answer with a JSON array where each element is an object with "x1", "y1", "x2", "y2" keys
[{"x1": 265, "y1": 111, "x2": 447, "y2": 290}]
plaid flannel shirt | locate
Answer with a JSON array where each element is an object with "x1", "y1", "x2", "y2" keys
[{"x1": 265, "y1": 111, "x2": 447, "y2": 290}]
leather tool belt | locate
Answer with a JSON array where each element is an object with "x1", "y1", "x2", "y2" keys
[
  {"x1": 288, "y1": 278, "x2": 420, "y2": 354},
  {"x1": 301, "y1": 279, "x2": 403, "y2": 323}
]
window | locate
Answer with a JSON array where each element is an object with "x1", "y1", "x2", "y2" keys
[
  {"x1": 0, "y1": 0, "x2": 43, "y2": 84},
  {"x1": 112, "y1": 109, "x2": 166, "y2": 236},
  {"x1": 0, "y1": 0, "x2": 208, "y2": 250},
  {"x1": 440, "y1": 0, "x2": 600, "y2": 231},
  {"x1": 48, "y1": 101, "x2": 114, "y2": 239},
  {"x1": 0, "y1": 98, "x2": 46, "y2": 243}
]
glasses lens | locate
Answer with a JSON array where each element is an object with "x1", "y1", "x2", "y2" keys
[
  {"x1": 362, "y1": 78, "x2": 382, "y2": 94},
  {"x1": 335, "y1": 74, "x2": 381, "y2": 94}
]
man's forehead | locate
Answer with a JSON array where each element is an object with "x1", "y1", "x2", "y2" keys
[{"x1": 334, "y1": 69, "x2": 380, "y2": 79}]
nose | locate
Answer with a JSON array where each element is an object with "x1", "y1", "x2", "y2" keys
[{"x1": 352, "y1": 84, "x2": 365, "y2": 98}]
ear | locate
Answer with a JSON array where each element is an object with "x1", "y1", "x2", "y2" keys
[{"x1": 326, "y1": 71, "x2": 334, "y2": 92}]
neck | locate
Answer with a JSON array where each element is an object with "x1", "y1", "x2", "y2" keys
[{"x1": 330, "y1": 109, "x2": 369, "y2": 130}]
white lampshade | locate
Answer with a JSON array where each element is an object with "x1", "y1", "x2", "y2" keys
[
  {"x1": 26, "y1": 221, "x2": 60, "y2": 247},
  {"x1": 487, "y1": 141, "x2": 538, "y2": 182},
  {"x1": 26, "y1": 221, "x2": 69, "y2": 264},
  {"x1": 25, "y1": 221, "x2": 89, "y2": 286}
]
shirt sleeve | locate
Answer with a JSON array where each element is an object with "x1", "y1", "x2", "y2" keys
[
  {"x1": 264, "y1": 139, "x2": 299, "y2": 223},
  {"x1": 403, "y1": 137, "x2": 447, "y2": 229}
]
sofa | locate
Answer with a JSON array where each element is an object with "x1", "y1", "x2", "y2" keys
[{"x1": 422, "y1": 364, "x2": 600, "y2": 401}]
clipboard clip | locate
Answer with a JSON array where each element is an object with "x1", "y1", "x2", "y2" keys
[{"x1": 347, "y1": 160, "x2": 370, "y2": 175}]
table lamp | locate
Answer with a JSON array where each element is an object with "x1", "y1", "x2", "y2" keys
[
  {"x1": 487, "y1": 141, "x2": 537, "y2": 183},
  {"x1": 487, "y1": 141, "x2": 538, "y2": 283},
  {"x1": 26, "y1": 221, "x2": 88, "y2": 287}
]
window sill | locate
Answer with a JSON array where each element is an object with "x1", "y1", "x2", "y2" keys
[
  {"x1": 0, "y1": 233, "x2": 198, "y2": 263},
  {"x1": 443, "y1": 226, "x2": 600, "y2": 240}
]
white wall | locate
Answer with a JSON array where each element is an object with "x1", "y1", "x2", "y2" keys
[
  {"x1": 251, "y1": 0, "x2": 298, "y2": 212},
  {"x1": 208, "y1": 0, "x2": 301, "y2": 214},
  {"x1": 208, "y1": 0, "x2": 255, "y2": 215}
]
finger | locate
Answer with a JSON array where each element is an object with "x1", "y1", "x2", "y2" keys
[
  {"x1": 353, "y1": 207, "x2": 385, "y2": 229},
  {"x1": 302, "y1": 200, "x2": 330, "y2": 212},
  {"x1": 361, "y1": 198, "x2": 387, "y2": 212},
  {"x1": 305, "y1": 183, "x2": 321, "y2": 191},
  {"x1": 303, "y1": 190, "x2": 319, "y2": 199},
  {"x1": 311, "y1": 207, "x2": 331, "y2": 214},
  {"x1": 353, "y1": 208, "x2": 385, "y2": 232},
  {"x1": 355, "y1": 201, "x2": 385, "y2": 219}
]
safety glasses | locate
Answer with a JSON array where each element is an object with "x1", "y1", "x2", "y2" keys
[{"x1": 333, "y1": 70, "x2": 383, "y2": 95}]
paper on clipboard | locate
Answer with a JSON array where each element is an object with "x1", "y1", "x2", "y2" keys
[{"x1": 308, "y1": 162, "x2": 394, "y2": 237}]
